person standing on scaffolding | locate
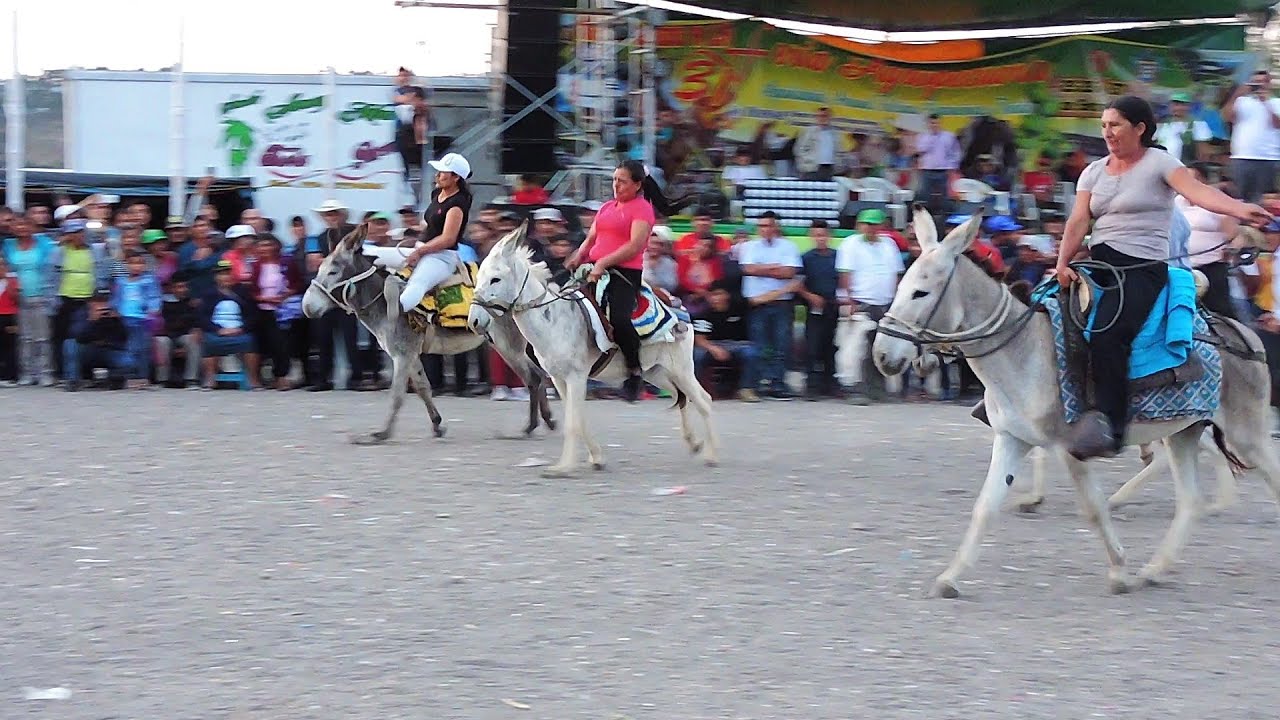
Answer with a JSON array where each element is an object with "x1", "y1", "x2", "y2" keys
[{"x1": 395, "y1": 83, "x2": 432, "y2": 204}]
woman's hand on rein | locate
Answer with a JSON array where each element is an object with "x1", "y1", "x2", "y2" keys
[
  {"x1": 1238, "y1": 203, "x2": 1273, "y2": 228},
  {"x1": 1054, "y1": 264, "x2": 1079, "y2": 288}
]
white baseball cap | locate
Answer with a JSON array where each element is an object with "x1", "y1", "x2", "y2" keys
[
  {"x1": 428, "y1": 152, "x2": 471, "y2": 179},
  {"x1": 579, "y1": 200, "x2": 604, "y2": 213},
  {"x1": 54, "y1": 204, "x2": 80, "y2": 222},
  {"x1": 225, "y1": 224, "x2": 257, "y2": 240},
  {"x1": 650, "y1": 225, "x2": 673, "y2": 244},
  {"x1": 312, "y1": 199, "x2": 348, "y2": 214},
  {"x1": 532, "y1": 207, "x2": 564, "y2": 222}
]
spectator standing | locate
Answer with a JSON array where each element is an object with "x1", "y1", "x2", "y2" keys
[
  {"x1": 64, "y1": 291, "x2": 129, "y2": 391},
  {"x1": 738, "y1": 211, "x2": 801, "y2": 399},
  {"x1": 0, "y1": 255, "x2": 18, "y2": 385},
  {"x1": 512, "y1": 174, "x2": 551, "y2": 205},
  {"x1": 722, "y1": 146, "x2": 768, "y2": 197},
  {"x1": 307, "y1": 200, "x2": 359, "y2": 391},
  {"x1": 677, "y1": 235, "x2": 726, "y2": 315},
  {"x1": 143, "y1": 229, "x2": 178, "y2": 286},
  {"x1": 1177, "y1": 164, "x2": 1241, "y2": 316},
  {"x1": 692, "y1": 281, "x2": 760, "y2": 402},
  {"x1": 200, "y1": 260, "x2": 261, "y2": 391},
  {"x1": 796, "y1": 220, "x2": 841, "y2": 399},
  {"x1": 1157, "y1": 92, "x2": 1212, "y2": 165},
  {"x1": 178, "y1": 218, "x2": 224, "y2": 300},
  {"x1": 796, "y1": 107, "x2": 841, "y2": 181},
  {"x1": 155, "y1": 272, "x2": 203, "y2": 388},
  {"x1": 836, "y1": 208, "x2": 904, "y2": 403},
  {"x1": 113, "y1": 251, "x2": 162, "y2": 389},
  {"x1": 248, "y1": 236, "x2": 301, "y2": 390},
  {"x1": 1223, "y1": 70, "x2": 1280, "y2": 202},
  {"x1": 3, "y1": 215, "x2": 57, "y2": 385},
  {"x1": 915, "y1": 113, "x2": 962, "y2": 213},
  {"x1": 674, "y1": 207, "x2": 730, "y2": 274},
  {"x1": 222, "y1": 225, "x2": 259, "y2": 283},
  {"x1": 643, "y1": 226, "x2": 679, "y2": 293},
  {"x1": 50, "y1": 220, "x2": 99, "y2": 381}
]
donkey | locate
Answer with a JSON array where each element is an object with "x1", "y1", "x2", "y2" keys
[
  {"x1": 873, "y1": 206, "x2": 1280, "y2": 598},
  {"x1": 302, "y1": 224, "x2": 555, "y2": 443},
  {"x1": 469, "y1": 224, "x2": 718, "y2": 477}
]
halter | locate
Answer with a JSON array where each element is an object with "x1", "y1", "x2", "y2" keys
[
  {"x1": 309, "y1": 263, "x2": 385, "y2": 315},
  {"x1": 471, "y1": 263, "x2": 587, "y2": 316},
  {"x1": 877, "y1": 252, "x2": 1042, "y2": 359}
]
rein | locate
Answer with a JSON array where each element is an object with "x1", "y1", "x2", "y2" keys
[
  {"x1": 309, "y1": 262, "x2": 385, "y2": 315},
  {"x1": 471, "y1": 265, "x2": 595, "y2": 316}
]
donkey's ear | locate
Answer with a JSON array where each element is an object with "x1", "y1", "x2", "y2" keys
[
  {"x1": 941, "y1": 208, "x2": 983, "y2": 258},
  {"x1": 912, "y1": 203, "x2": 938, "y2": 251},
  {"x1": 498, "y1": 221, "x2": 530, "y2": 253},
  {"x1": 343, "y1": 223, "x2": 369, "y2": 250}
]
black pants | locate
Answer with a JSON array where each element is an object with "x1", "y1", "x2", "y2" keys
[
  {"x1": 51, "y1": 298, "x2": 87, "y2": 380},
  {"x1": 1259, "y1": 328, "x2": 1280, "y2": 408},
  {"x1": 0, "y1": 315, "x2": 16, "y2": 381},
  {"x1": 1194, "y1": 261, "x2": 1235, "y2": 318},
  {"x1": 312, "y1": 309, "x2": 360, "y2": 387},
  {"x1": 254, "y1": 308, "x2": 290, "y2": 380},
  {"x1": 290, "y1": 318, "x2": 316, "y2": 385},
  {"x1": 1088, "y1": 245, "x2": 1169, "y2": 439},
  {"x1": 605, "y1": 267, "x2": 644, "y2": 371},
  {"x1": 804, "y1": 307, "x2": 838, "y2": 392},
  {"x1": 422, "y1": 352, "x2": 469, "y2": 393}
]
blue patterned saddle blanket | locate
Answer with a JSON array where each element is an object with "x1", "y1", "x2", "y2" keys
[{"x1": 1041, "y1": 296, "x2": 1221, "y2": 424}]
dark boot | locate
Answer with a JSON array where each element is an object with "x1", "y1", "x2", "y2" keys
[
  {"x1": 1067, "y1": 410, "x2": 1119, "y2": 461},
  {"x1": 971, "y1": 399, "x2": 990, "y2": 427}
]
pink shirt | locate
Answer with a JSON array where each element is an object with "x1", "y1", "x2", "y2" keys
[{"x1": 589, "y1": 197, "x2": 655, "y2": 271}]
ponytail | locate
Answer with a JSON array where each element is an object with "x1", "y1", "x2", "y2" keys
[{"x1": 618, "y1": 159, "x2": 694, "y2": 218}]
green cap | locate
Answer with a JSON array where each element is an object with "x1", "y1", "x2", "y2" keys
[
  {"x1": 215, "y1": 258, "x2": 233, "y2": 273},
  {"x1": 141, "y1": 229, "x2": 167, "y2": 244},
  {"x1": 856, "y1": 208, "x2": 886, "y2": 225},
  {"x1": 1170, "y1": 91, "x2": 1192, "y2": 104},
  {"x1": 369, "y1": 211, "x2": 393, "y2": 222}
]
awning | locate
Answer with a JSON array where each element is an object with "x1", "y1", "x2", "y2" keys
[{"x1": 3, "y1": 170, "x2": 252, "y2": 198}]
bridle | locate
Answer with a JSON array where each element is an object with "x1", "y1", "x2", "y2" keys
[
  {"x1": 471, "y1": 263, "x2": 588, "y2": 317},
  {"x1": 877, "y1": 252, "x2": 1043, "y2": 359},
  {"x1": 309, "y1": 263, "x2": 385, "y2": 315}
]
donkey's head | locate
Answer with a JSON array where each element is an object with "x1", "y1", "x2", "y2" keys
[
  {"x1": 302, "y1": 223, "x2": 369, "y2": 318},
  {"x1": 873, "y1": 205, "x2": 984, "y2": 376},
  {"x1": 469, "y1": 222, "x2": 547, "y2": 332}
]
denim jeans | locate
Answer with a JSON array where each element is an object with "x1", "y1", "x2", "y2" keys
[
  {"x1": 693, "y1": 340, "x2": 760, "y2": 389},
  {"x1": 62, "y1": 339, "x2": 129, "y2": 381},
  {"x1": 123, "y1": 317, "x2": 152, "y2": 380},
  {"x1": 748, "y1": 301, "x2": 793, "y2": 388}
]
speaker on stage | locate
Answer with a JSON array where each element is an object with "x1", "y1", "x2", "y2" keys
[{"x1": 501, "y1": 0, "x2": 572, "y2": 174}]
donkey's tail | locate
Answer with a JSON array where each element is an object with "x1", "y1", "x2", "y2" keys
[{"x1": 1208, "y1": 421, "x2": 1252, "y2": 476}]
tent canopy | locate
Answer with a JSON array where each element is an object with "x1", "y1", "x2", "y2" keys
[{"x1": 631, "y1": 0, "x2": 1273, "y2": 31}]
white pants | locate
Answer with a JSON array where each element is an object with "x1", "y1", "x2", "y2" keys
[{"x1": 363, "y1": 245, "x2": 459, "y2": 312}]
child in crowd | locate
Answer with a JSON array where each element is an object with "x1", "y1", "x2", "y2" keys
[{"x1": 113, "y1": 251, "x2": 162, "y2": 389}]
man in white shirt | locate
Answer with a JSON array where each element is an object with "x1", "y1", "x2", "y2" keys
[
  {"x1": 738, "y1": 211, "x2": 802, "y2": 398},
  {"x1": 1155, "y1": 92, "x2": 1212, "y2": 165},
  {"x1": 836, "y1": 208, "x2": 905, "y2": 402},
  {"x1": 796, "y1": 107, "x2": 840, "y2": 181},
  {"x1": 1224, "y1": 70, "x2": 1280, "y2": 202}
]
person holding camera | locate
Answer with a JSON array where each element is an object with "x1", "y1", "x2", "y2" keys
[{"x1": 1223, "y1": 69, "x2": 1280, "y2": 202}]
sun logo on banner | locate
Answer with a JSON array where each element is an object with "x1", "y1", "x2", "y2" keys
[{"x1": 673, "y1": 49, "x2": 743, "y2": 130}]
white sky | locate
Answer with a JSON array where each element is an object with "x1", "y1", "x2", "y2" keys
[{"x1": 1, "y1": 0, "x2": 495, "y2": 77}]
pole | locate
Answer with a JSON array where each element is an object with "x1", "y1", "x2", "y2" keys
[
  {"x1": 641, "y1": 10, "x2": 656, "y2": 174},
  {"x1": 324, "y1": 66, "x2": 337, "y2": 200},
  {"x1": 5, "y1": 9, "x2": 25, "y2": 212},
  {"x1": 168, "y1": 14, "x2": 186, "y2": 220}
]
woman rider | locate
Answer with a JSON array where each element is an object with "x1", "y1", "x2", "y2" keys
[
  {"x1": 566, "y1": 160, "x2": 689, "y2": 402},
  {"x1": 1056, "y1": 96, "x2": 1270, "y2": 460},
  {"x1": 365, "y1": 152, "x2": 472, "y2": 314}
]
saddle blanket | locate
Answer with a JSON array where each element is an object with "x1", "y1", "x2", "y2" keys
[
  {"x1": 392, "y1": 262, "x2": 477, "y2": 329},
  {"x1": 1042, "y1": 295, "x2": 1221, "y2": 424},
  {"x1": 580, "y1": 270, "x2": 688, "y2": 353}
]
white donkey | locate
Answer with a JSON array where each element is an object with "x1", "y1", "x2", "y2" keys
[
  {"x1": 468, "y1": 224, "x2": 718, "y2": 477},
  {"x1": 302, "y1": 224, "x2": 556, "y2": 443},
  {"x1": 873, "y1": 206, "x2": 1280, "y2": 597}
]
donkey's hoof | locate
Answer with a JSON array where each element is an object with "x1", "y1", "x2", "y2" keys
[
  {"x1": 1137, "y1": 566, "x2": 1165, "y2": 588},
  {"x1": 591, "y1": 462, "x2": 606, "y2": 472},
  {"x1": 540, "y1": 465, "x2": 578, "y2": 479},
  {"x1": 689, "y1": 442, "x2": 703, "y2": 455},
  {"x1": 703, "y1": 456, "x2": 719, "y2": 467},
  {"x1": 1016, "y1": 498, "x2": 1044, "y2": 514},
  {"x1": 352, "y1": 431, "x2": 390, "y2": 445},
  {"x1": 1108, "y1": 574, "x2": 1132, "y2": 595},
  {"x1": 433, "y1": 425, "x2": 447, "y2": 438},
  {"x1": 931, "y1": 579, "x2": 961, "y2": 599}
]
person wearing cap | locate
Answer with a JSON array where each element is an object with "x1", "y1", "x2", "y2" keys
[
  {"x1": 3, "y1": 214, "x2": 58, "y2": 384},
  {"x1": 532, "y1": 207, "x2": 568, "y2": 244},
  {"x1": 222, "y1": 224, "x2": 259, "y2": 283},
  {"x1": 1154, "y1": 92, "x2": 1213, "y2": 166},
  {"x1": 642, "y1": 226, "x2": 679, "y2": 293},
  {"x1": 141, "y1": 229, "x2": 178, "y2": 285},
  {"x1": 983, "y1": 215, "x2": 1024, "y2": 265},
  {"x1": 364, "y1": 152, "x2": 473, "y2": 318},
  {"x1": 49, "y1": 219, "x2": 100, "y2": 382},
  {"x1": 62, "y1": 290, "x2": 130, "y2": 391},
  {"x1": 366, "y1": 212, "x2": 394, "y2": 247},
  {"x1": 199, "y1": 259, "x2": 261, "y2": 390},
  {"x1": 836, "y1": 208, "x2": 903, "y2": 403}
]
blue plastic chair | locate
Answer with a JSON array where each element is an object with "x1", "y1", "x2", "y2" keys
[{"x1": 214, "y1": 357, "x2": 251, "y2": 391}]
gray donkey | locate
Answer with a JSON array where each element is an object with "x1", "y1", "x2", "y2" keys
[{"x1": 302, "y1": 223, "x2": 555, "y2": 443}]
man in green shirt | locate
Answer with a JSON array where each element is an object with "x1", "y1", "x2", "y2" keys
[{"x1": 50, "y1": 220, "x2": 99, "y2": 382}]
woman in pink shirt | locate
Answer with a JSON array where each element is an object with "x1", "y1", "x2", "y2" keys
[{"x1": 567, "y1": 160, "x2": 688, "y2": 401}]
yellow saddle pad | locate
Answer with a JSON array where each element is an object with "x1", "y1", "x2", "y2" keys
[{"x1": 392, "y1": 262, "x2": 477, "y2": 330}]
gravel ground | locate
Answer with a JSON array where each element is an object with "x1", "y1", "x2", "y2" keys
[{"x1": 4, "y1": 387, "x2": 1280, "y2": 720}]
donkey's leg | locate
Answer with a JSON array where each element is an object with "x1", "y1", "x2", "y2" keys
[
  {"x1": 648, "y1": 369, "x2": 701, "y2": 455},
  {"x1": 534, "y1": 376, "x2": 558, "y2": 432},
  {"x1": 1201, "y1": 433, "x2": 1239, "y2": 514},
  {"x1": 678, "y1": 371, "x2": 719, "y2": 466},
  {"x1": 408, "y1": 356, "x2": 446, "y2": 438},
  {"x1": 1108, "y1": 444, "x2": 1168, "y2": 508},
  {"x1": 354, "y1": 353, "x2": 409, "y2": 445},
  {"x1": 1062, "y1": 450, "x2": 1130, "y2": 594},
  {"x1": 932, "y1": 431, "x2": 1033, "y2": 599},
  {"x1": 1139, "y1": 426, "x2": 1204, "y2": 585},
  {"x1": 1009, "y1": 448, "x2": 1047, "y2": 513},
  {"x1": 542, "y1": 375, "x2": 584, "y2": 477},
  {"x1": 1218, "y1": 419, "x2": 1280, "y2": 511}
]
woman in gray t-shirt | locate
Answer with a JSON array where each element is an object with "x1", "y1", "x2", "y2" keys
[{"x1": 1055, "y1": 95, "x2": 1270, "y2": 460}]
